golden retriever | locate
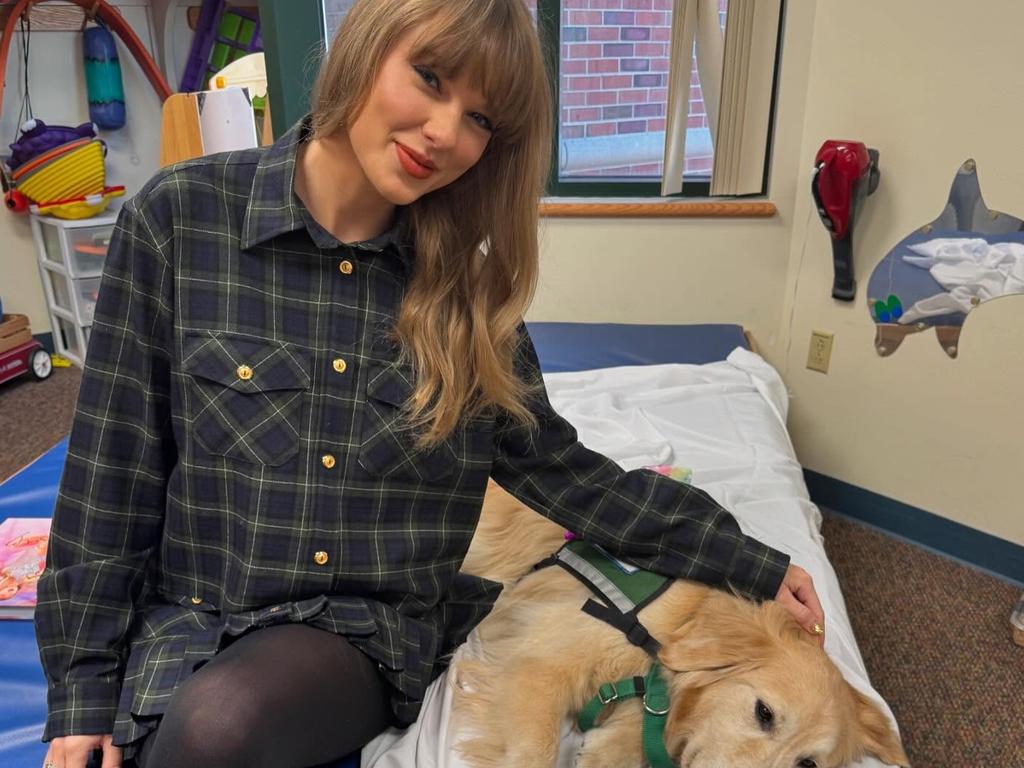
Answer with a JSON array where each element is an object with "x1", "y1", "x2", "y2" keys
[{"x1": 452, "y1": 481, "x2": 911, "y2": 768}]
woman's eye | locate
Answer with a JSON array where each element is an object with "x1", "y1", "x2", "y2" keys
[
  {"x1": 469, "y1": 113, "x2": 494, "y2": 133},
  {"x1": 797, "y1": 760, "x2": 818, "y2": 768},
  {"x1": 413, "y1": 65, "x2": 440, "y2": 90},
  {"x1": 755, "y1": 699, "x2": 774, "y2": 731}
]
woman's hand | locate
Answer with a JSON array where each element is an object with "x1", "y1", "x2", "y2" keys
[
  {"x1": 775, "y1": 563, "x2": 826, "y2": 646},
  {"x1": 43, "y1": 734, "x2": 121, "y2": 768}
]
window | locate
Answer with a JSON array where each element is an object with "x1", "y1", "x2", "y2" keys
[
  {"x1": 539, "y1": 0, "x2": 784, "y2": 197},
  {"x1": 538, "y1": 0, "x2": 722, "y2": 195},
  {"x1": 259, "y1": 0, "x2": 782, "y2": 199}
]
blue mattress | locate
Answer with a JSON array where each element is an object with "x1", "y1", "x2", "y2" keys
[
  {"x1": 1, "y1": 440, "x2": 64, "y2": 768},
  {"x1": 526, "y1": 321, "x2": 748, "y2": 373},
  {"x1": 0, "y1": 323, "x2": 747, "y2": 767}
]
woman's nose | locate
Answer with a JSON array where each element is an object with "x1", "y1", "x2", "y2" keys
[{"x1": 422, "y1": 104, "x2": 461, "y2": 151}]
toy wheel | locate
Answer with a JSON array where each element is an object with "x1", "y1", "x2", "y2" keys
[{"x1": 30, "y1": 349, "x2": 53, "y2": 380}]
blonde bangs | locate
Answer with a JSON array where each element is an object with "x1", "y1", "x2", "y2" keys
[{"x1": 408, "y1": 2, "x2": 545, "y2": 141}]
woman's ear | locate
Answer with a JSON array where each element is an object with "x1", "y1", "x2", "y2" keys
[{"x1": 847, "y1": 685, "x2": 912, "y2": 767}]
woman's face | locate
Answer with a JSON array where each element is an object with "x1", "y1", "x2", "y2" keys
[{"x1": 346, "y1": 29, "x2": 495, "y2": 205}]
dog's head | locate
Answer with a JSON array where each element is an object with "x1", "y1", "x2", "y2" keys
[{"x1": 657, "y1": 592, "x2": 910, "y2": 768}]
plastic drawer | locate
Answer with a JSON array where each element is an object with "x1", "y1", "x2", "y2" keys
[
  {"x1": 43, "y1": 269, "x2": 73, "y2": 315},
  {"x1": 65, "y1": 224, "x2": 114, "y2": 277},
  {"x1": 76, "y1": 277, "x2": 102, "y2": 324}
]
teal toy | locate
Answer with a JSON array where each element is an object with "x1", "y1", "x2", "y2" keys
[{"x1": 83, "y1": 21, "x2": 125, "y2": 129}]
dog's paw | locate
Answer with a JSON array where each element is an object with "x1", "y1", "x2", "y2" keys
[{"x1": 574, "y1": 729, "x2": 646, "y2": 768}]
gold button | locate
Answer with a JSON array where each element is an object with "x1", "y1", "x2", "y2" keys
[
  {"x1": 314, "y1": 551, "x2": 329, "y2": 566},
  {"x1": 332, "y1": 358, "x2": 347, "y2": 374},
  {"x1": 191, "y1": 597, "x2": 202, "y2": 605},
  {"x1": 237, "y1": 364, "x2": 253, "y2": 381},
  {"x1": 321, "y1": 454, "x2": 336, "y2": 469},
  {"x1": 339, "y1": 260, "x2": 354, "y2": 275}
]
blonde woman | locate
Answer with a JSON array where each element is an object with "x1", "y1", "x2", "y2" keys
[{"x1": 36, "y1": 1, "x2": 824, "y2": 766}]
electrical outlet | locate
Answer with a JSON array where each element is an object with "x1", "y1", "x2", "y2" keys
[{"x1": 807, "y1": 330, "x2": 834, "y2": 373}]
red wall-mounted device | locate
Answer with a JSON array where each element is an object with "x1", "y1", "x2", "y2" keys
[{"x1": 811, "y1": 140, "x2": 880, "y2": 301}]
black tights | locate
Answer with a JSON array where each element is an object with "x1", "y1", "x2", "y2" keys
[{"x1": 132, "y1": 623, "x2": 394, "y2": 768}]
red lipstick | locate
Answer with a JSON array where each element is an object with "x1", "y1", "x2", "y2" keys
[{"x1": 395, "y1": 142, "x2": 436, "y2": 180}]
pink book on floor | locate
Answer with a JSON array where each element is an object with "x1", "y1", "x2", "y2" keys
[{"x1": 0, "y1": 517, "x2": 51, "y2": 619}]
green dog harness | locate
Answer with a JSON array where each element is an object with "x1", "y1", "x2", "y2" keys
[
  {"x1": 577, "y1": 662, "x2": 675, "y2": 768},
  {"x1": 540, "y1": 540, "x2": 675, "y2": 768},
  {"x1": 543, "y1": 540, "x2": 671, "y2": 655}
]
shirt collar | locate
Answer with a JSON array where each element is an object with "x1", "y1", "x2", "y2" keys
[{"x1": 241, "y1": 114, "x2": 409, "y2": 265}]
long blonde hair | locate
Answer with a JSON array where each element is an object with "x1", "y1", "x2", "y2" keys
[{"x1": 311, "y1": 0, "x2": 553, "y2": 447}]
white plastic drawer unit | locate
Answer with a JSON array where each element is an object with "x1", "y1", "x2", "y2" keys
[
  {"x1": 36, "y1": 216, "x2": 116, "y2": 278},
  {"x1": 30, "y1": 212, "x2": 118, "y2": 368}
]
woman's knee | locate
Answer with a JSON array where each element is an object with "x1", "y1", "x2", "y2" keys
[{"x1": 147, "y1": 664, "x2": 272, "y2": 768}]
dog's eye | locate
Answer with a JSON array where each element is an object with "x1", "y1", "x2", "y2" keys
[
  {"x1": 797, "y1": 760, "x2": 818, "y2": 768},
  {"x1": 755, "y1": 699, "x2": 774, "y2": 731}
]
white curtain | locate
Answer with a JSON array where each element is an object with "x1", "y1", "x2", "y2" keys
[
  {"x1": 662, "y1": 0, "x2": 782, "y2": 196},
  {"x1": 710, "y1": 0, "x2": 782, "y2": 196},
  {"x1": 661, "y1": 0, "x2": 699, "y2": 196}
]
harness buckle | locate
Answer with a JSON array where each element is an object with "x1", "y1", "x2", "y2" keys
[
  {"x1": 597, "y1": 683, "x2": 619, "y2": 705},
  {"x1": 643, "y1": 690, "x2": 671, "y2": 716}
]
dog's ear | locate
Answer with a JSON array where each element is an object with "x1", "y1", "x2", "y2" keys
[
  {"x1": 846, "y1": 684, "x2": 912, "y2": 767},
  {"x1": 658, "y1": 591, "x2": 770, "y2": 685}
]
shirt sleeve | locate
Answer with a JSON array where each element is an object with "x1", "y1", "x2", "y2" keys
[
  {"x1": 489, "y1": 324, "x2": 789, "y2": 602},
  {"x1": 35, "y1": 193, "x2": 177, "y2": 739}
]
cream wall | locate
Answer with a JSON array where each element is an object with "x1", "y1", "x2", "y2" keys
[
  {"x1": 777, "y1": 0, "x2": 1024, "y2": 547},
  {"x1": 0, "y1": 1, "x2": 163, "y2": 328},
  {"x1": 528, "y1": 1, "x2": 817, "y2": 353}
]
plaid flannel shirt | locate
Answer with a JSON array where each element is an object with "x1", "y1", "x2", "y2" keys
[{"x1": 35, "y1": 117, "x2": 790, "y2": 748}]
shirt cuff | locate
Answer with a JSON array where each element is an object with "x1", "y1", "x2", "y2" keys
[
  {"x1": 43, "y1": 681, "x2": 121, "y2": 741},
  {"x1": 726, "y1": 535, "x2": 791, "y2": 601}
]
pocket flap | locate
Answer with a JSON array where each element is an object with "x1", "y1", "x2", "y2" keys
[
  {"x1": 183, "y1": 332, "x2": 310, "y2": 393},
  {"x1": 366, "y1": 361, "x2": 415, "y2": 406}
]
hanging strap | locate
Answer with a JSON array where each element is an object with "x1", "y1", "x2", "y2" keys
[
  {"x1": 581, "y1": 599, "x2": 661, "y2": 656},
  {"x1": 577, "y1": 662, "x2": 675, "y2": 768},
  {"x1": 541, "y1": 540, "x2": 671, "y2": 655}
]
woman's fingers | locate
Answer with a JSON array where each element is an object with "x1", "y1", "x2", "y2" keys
[
  {"x1": 44, "y1": 735, "x2": 114, "y2": 768},
  {"x1": 99, "y1": 735, "x2": 123, "y2": 768},
  {"x1": 776, "y1": 563, "x2": 826, "y2": 646}
]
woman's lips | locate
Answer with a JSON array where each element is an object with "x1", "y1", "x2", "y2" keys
[{"x1": 395, "y1": 142, "x2": 435, "y2": 180}]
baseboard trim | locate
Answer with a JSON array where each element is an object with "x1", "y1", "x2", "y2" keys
[{"x1": 804, "y1": 470, "x2": 1024, "y2": 587}]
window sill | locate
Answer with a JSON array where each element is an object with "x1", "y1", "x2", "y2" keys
[{"x1": 539, "y1": 199, "x2": 777, "y2": 218}]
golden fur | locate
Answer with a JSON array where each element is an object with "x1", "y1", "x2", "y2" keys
[{"x1": 454, "y1": 481, "x2": 911, "y2": 768}]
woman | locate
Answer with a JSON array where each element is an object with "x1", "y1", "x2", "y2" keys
[{"x1": 37, "y1": 1, "x2": 824, "y2": 766}]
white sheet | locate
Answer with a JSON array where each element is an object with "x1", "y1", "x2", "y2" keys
[{"x1": 362, "y1": 348, "x2": 899, "y2": 768}]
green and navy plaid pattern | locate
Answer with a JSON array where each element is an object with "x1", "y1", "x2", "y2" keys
[{"x1": 35, "y1": 117, "x2": 789, "y2": 746}]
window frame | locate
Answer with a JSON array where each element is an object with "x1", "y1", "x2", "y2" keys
[{"x1": 257, "y1": 0, "x2": 325, "y2": 139}]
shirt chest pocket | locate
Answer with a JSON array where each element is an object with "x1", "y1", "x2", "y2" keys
[
  {"x1": 183, "y1": 333, "x2": 310, "y2": 466},
  {"x1": 357, "y1": 361, "x2": 458, "y2": 483}
]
